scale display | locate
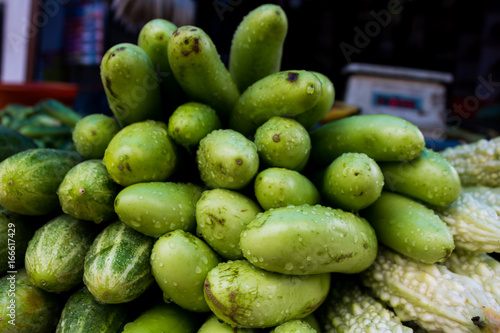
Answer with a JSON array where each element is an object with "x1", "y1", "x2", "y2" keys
[{"x1": 372, "y1": 93, "x2": 422, "y2": 110}]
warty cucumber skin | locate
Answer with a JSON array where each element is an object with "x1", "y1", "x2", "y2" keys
[
  {"x1": 195, "y1": 188, "x2": 262, "y2": 260},
  {"x1": 254, "y1": 167, "x2": 321, "y2": 210},
  {"x1": 310, "y1": 114, "x2": 425, "y2": 166},
  {"x1": 239, "y1": 204, "x2": 378, "y2": 275},
  {"x1": 122, "y1": 303, "x2": 197, "y2": 333},
  {"x1": 0, "y1": 148, "x2": 83, "y2": 215},
  {"x1": 254, "y1": 116, "x2": 311, "y2": 172},
  {"x1": 270, "y1": 319, "x2": 316, "y2": 333},
  {"x1": 360, "y1": 192, "x2": 455, "y2": 264},
  {"x1": 104, "y1": 120, "x2": 178, "y2": 187},
  {"x1": 58, "y1": 159, "x2": 120, "y2": 224},
  {"x1": 83, "y1": 221, "x2": 155, "y2": 304},
  {"x1": 72, "y1": 114, "x2": 120, "y2": 160},
  {"x1": 0, "y1": 269, "x2": 63, "y2": 333},
  {"x1": 0, "y1": 125, "x2": 37, "y2": 162},
  {"x1": 168, "y1": 26, "x2": 240, "y2": 121},
  {"x1": 25, "y1": 214, "x2": 98, "y2": 293},
  {"x1": 295, "y1": 72, "x2": 335, "y2": 131},
  {"x1": 380, "y1": 148, "x2": 462, "y2": 206},
  {"x1": 196, "y1": 129, "x2": 259, "y2": 190},
  {"x1": 56, "y1": 286, "x2": 129, "y2": 333},
  {"x1": 114, "y1": 181, "x2": 203, "y2": 237},
  {"x1": 198, "y1": 314, "x2": 260, "y2": 332},
  {"x1": 320, "y1": 153, "x2": 384, "y2": 212},
  {"x1": 100, "y1": 43, "x2": 163, "y2": 127},
  {"x1": 204, "y1": 260, "x2": 331, "y2": 328},
  {"x1": 151, "y1": 229, "x2": 220, "y2": 312},
  {"x1": 229, "y1": 4, "x2": 288, "y2": 93},
  {"x1": 229, "y1": 70, "x2": 322, "y2": 137},
  {"x1": 167, "y1": 102, "x2": 222, "y2": 149}
]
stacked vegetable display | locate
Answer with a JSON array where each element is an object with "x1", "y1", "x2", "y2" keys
[{"x1": 1, "y1": 3, "x2": 500, "y2": 333}]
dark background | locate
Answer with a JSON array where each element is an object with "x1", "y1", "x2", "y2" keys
[{"x1": 33, "y1": 0, "x2": 500, "y2": 128}]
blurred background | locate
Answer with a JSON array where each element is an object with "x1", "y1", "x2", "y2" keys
[{"x1": 0, "y1": 0, "x2": 499, "y2": 146}]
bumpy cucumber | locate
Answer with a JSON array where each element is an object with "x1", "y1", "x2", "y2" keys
[
  {"x1": 101, "y1": 43, "x2": 162, "y2": 126},
  {"x1": 310, "y1": 114, "x2": 425, "y2": 166},
  {"x1": 56, "y1": 286, "x2": 129, "y2": 333},
  {"x1": 168, "y1": 26, "x2": 240, "y2": 121},
  {"x1": 239, "y1": 204, "x2": 378, "y2": 275},
  {"x1": 114, "y1": 182, "x2": 202, "y2": 237},
  {"x1": 204, "y1": 260, "x2": 330, "y2": 328},
  {"x1": 138, "y1": 18, "x2": 186, "y2": 112},
  {"x1": 0, "y1": 125, "x2": 37, "y2": 162},
  {"x1": 198, "y1": 314, "x2": 260, "y2": 332},
  {"x1": 229, "y1": 4, "x2": 288, "y2": 92},
  {"x1": 320, "y1": 152, "x2": 384, "y2": 212},
  {"x1": 295, "y1": 72, "x2": 335, "y2": 130},
  {"x1": 254, "y1": 167, "x2": 321, "y2": 210},
  {"x1": 196, "y1": 129, "x2": 259, "y2": 190},
  {"x1": 167, "y1": 102, "x2": 222, "y2": 149},
  {"x1": 0, "y1": 269, "x2": 63, "y2": 333},
  {"x1": 0, "y1": 148, "x2": 83, "y2": 215},
  {"x1": 151, "y1": 229, "x2": 220, "y2": 312},
  {"x1": 270, "y1": 320, "x2": 316, "y2": 333},
  {"x1": 58, "y1": 159, "x2": 119, "y2": 224},
  {"x1": 380, "y1": 147, "x2": 462, "y2": 206},
  {"x1": 195, "y1": 188, "x2": 262, "y2": 260},
  {"x1": 229, "y1": 70, "x2": 322, "y2": 137},
  {"x1": 83, "y1": 221, "x2": 155, "y2": 304},
  {"x1": 122, "y1": 303, "x2": 197, "y2": 333},
  {"x1": 25, "y1": 214, "x2": 98, "y2": 293},
  {"x1": 0, "y1": 206, "x2": 39, "y2": 275},
  {"x1": 361, "y1": 192, "x2": 455, "y2": 263},
  {"x1": 254, "y1": 116, "x2": 311, "y2": 171},
  {"x1": 72, "y1": 113, "x2": 120, "y2": 160},
  {"x1": 104, "y1": 120, "x2": 177, "y2": 187}
]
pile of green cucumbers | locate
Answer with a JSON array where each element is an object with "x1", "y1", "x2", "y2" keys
[{"x1": 0, "y1": 4, "x2": 473, "y2": 333}]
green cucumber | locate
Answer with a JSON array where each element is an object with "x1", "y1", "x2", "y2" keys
[
  {"x1": 168, "y1": 25, "x2": 240, "y2": 121},
  {"x1": 254, "y1": 116, "x2": 311, "y2": 172},
  {"x1": 0, "y1": 206, "x2": 40, "y2": 275},
  {"x1": 204, "y1": 260, "x2": 330, "y2": 328},
  {"x1": 56, "y1": 285, "x2": 129, "y2": 333},
  {"x1": 0, "y1": 268, "x2": 63, "y2": 333},
  {"x1": 196, "y1": 129, "x2": 259, "y2": 190},
  {"x1": 151, "y1": 229, "x2": 220, "y2": 312},
  {"x1": 36, "y1": 99, "x2": 82, "y2": 128},
  {"x1": 360, "y1": 191, "x2": 455, "y2": 263},
  {"x1": 198, "y1": 314, "x2": 260, "y2": 332},
  {"x1": 104, "y1": 120, "x2": 178, "y2": 187},
  {"x1": 58, "y1": 160, "x2": 120, "y2": 224},
  {"x1": 310, "y1": 114, "x2": 425, "y2": 166},
  {"x1": 239, "y1": 204, "x2": 378, "y2": 275},
  {"x1": 195, "y1": 188, "x2": 262, "y2": 260},
  {"x1": 122, "y1": 303, "x2": 197, "y2": 333},
  {"x1": 0, "y1": 125, "x2": 37, "y2": 162},
  {"x1": 229, "y1": 70, "x2": 322, "y2": 137},
  {"x1": 114, "y1": 182, "x2": 203, "y2": 237},
  {"x1": 0, "y1": 148, "x2": 83, "y2": 215},
  {"x1": 270, "y1": 320, "x2": 316, "y2": 333},
  {"x1": 72, "y1": 113, "x2": 120, "y2": 160},
  {"x1": 101, "y1": 43, "x2": 163, "y2": 127},
  {"x1": 254, "y1": 167, "x2": 321, "y2": 210},
  {"x1": 229, "y1": 4, "x2": 288, "y2": 92},
  {"x1": 83, "y1": 221, "x2": 154, "y2": 304},
  {"x1": 380, "y1": 148, "x2": 462, "y2": 206},
  {"x1": 25, "y1": 214, "x2": 98, "y2": 293}
]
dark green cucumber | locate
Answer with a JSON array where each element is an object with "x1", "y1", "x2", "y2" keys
[
  {"x1": 0, "y1": 125, "x2": 37, "y2": 162},
  {"x1": 0, "y1": 268, "x2": 63, "y2": 333},
  {"x1": 36, "y1": 99, "x2": 82, "y2": 128},
  {"x1": 0, "y1": 148, "x2": 83, "y2": 215},
  {"x1": 83, "y1": 221, "x2": 154, "y2": 304},
  {"x1": 25, "y1": 214, "x2": 98, "y2": 293},
  {"x1": 56, "y1": 286, "x2": 129, "y2": 333},
  {"x1": 122, "y1": 303, "x2": 197, "y2": 333}
]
